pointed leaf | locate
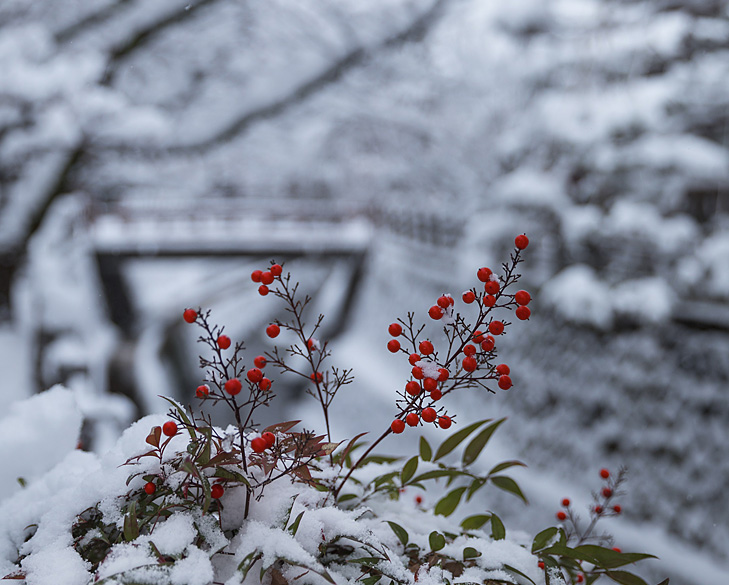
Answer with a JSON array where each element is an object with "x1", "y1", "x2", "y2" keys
[
  {"x1": 263, "y1": 420, "x2": 301, "y2": 434},
  {"x1": 488, "y1": 460, "x2": 526, "y2": 475},
  {"x1": 288, "y1": 510, "x2": 305, "y2": 535},
  {"x1": 572, "y1": 545, "x2": 657, "y2": 569},
  {"x1": 490, "y1": 475, "x2": 528, "y2": 504},
  {"x1": 504, "y1": 564, "x2": 537, "y2": 585},
  {"x1": 410, "y1": 469, "x2": 463, "y2": 483},
  {"x1": 435, "y1": 486, "x2": 467, "y2": 517},
  {"x1": 419, "y1": 436, "x2": 432, "y2": 462},
  {"x1": 532, "y1": 527, "x2": 560, "y2": 553},
  {"x1": 123, "y1": 501, "x2": 139, "y2": 542},
  {"x1": 460, "y1": 514, "x2": 491, "y2": 530},
  {"x1": 605, "y1": 571, "x2": 651, "y2": 585},
  {"x1": 466, "y1": 477, "x2": 488, "y2": 502},
  {"x1": 462, "y1": 418, "x2": 505, "y2": 466},
  {"x1": 656, "y1": 580, "x2": 670, "y2": 585},
  {"x1": 401, "y1": 456, "x2": 419, "y2": 485},
  {"x1": 196, "y1": 426, "x2": 212, "y2": 465},
  {"x1": 386, "y1": 522, "x2": 409, "y2": 547},
  {"x1": 490, "y1": 513, "x2": 505, "y2": 540},
  {"x1": 434, "y1": 420, "x2": 490, "y2": 461},
  {"x1": 429, "y1": 531, "x2": 446, "y2": 552},
  {"x1": 337, "y1": 432, "x2": 368, "y2": 467},
  {"x1": 212, "y1": 467, "x2": 251, "y2": 486},
  {"x1": 145, "y1": 426, "x2": 161, "y2": 447}
]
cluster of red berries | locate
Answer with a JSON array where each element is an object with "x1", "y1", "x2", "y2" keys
[
  {"x1": 391, "y1": 413, "x2": 451, "y2": 434},
  {"x1": 251, "y1": 431, "x2": 276, "y2": 454},
  {"x1": 428, "y1": 294, "x2": 454, "y2": 320},
  {"x1": 556, "y1": 468, "x2": 623, "y2": 523},
  {"x1": 250, "y1": 263, "x2": 283, "y2": 296}
]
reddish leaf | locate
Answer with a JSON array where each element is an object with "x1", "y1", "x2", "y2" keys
[{"x1": 145, "y1": 426, "x2": 162, "y2": 447}]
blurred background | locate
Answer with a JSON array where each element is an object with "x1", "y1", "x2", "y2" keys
[{"x1": 0, "y1": 1, "x2": 728, "y2": 583}]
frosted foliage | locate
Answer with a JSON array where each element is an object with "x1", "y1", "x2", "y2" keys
[
  {"x1": 542, "y1": 265, "x2": 614, "y2": 329},
  {"x1": 612, "y1": 278, "x2": 675, "y2": 323},
  {"x1": 696, "y1": 232, "x2": 729, "y2": 299}
]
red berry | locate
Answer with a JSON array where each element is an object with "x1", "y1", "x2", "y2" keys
[
  {"x1": 211, "y1": 484, "x2": 225, "y2": 499},
  {"x1": 183, "y1": 309, "x2": 197, "y2": 323},
  {"x1": 388, "y1": 323, "x2": 403, "y2": 336},
  {"x1": 481, "y1": 336, "x2": 495, "y2": 351},
  {"x1": 259, "y1": 378, "x2": 272, "y2": 391},
  {"x1": 306, "y1": 338, "x2": 317, "y2": 352},
  {"x1": 483, "y1": 294, "x2": 496, "y2": 307},
  {"x1": 612, "y1": 547, "x2": 622, "y2": 553},
  {"x1": 484, "y1": 280, "x2": 500, "y2": 295},
  {"x1": 595, "y1": 505, "x2": 604, "y2": 514},
  {"x1": 428, "y1": 305, "x2": 443, "y2": 320},
  {"x1": 387, "y1": 339, "x2": 401, "y2": 353},
  {"x1": 562, "y1": 498, "x2": 571, "y2": 507},
  {"x1": 260, "y1": 271, "x2": 274, "y2": 285},
  {"x1": 477, "y1": 267, "x2": 492, "y2": 282},
  {"x1": 412, "y1": 366, "x2": 424, "y2": 379},
  {"x1": 576, "y1": 574, "x2": 584, "y2": 584},
  {"x1": 437, "y1": 368, "x2": 449, "y2": 382},
  {"x1": 488, "y1": 320, "x2": 504, "y2": 335},
  {"x1": 408, "y1": 353, "x2": 421, "y2": 365},
  {"x1": 515, "y1": 306, "x2": 531, "y2": 320},
  {"x1": 496, "y1": 363, "x2": 510, "y2": 375},
  {"x1": 196, "y1": 384, "x2": 210, "y2": 398},
  {"x1": 472, "y1": 330, "x2": 485, "y2": 343},
  {"x1": 498, "y1": 375, "x2": 512, "y2": 390},
  {"x1": 556, "y1": 511, "x2": 567, "y2": 521},
  {"x1": 310, "y1": 372, "x2": 323, "y2": 383},
  {"x1": 144, "y1": 482, "x2": 156, "y2": 495},
  {"x1": 422, "y1": 407, "x2": 437, "y2": 423},
  {"x1": 538, "y1": 561, "x2": 545, "y2": 570},
  {"x1": 391, "y1": 419, "x2": 406, "y2": 434},
  {"x1": 515, "y1": 234, "x2": 529, "y2": 249},
  {"x1": 430, "y1": 389, "x2": 442, "y2": 401},
  {"x1": 406, "y1": 413, "x2": 419, "y2": 427},
  {"x1": 251, "y1": 437, "x2": 267, "y2": 453},
  {"x1": 600, "y1": 468, "x2": 610, "y2": 479},
  {"x1": 262, "y1": 432, "x2": 276, "y2": 448},
  {"x1": 514, "y1": 290, "x2": 531, "y2": 306},
  {"x1": 602, "y1": 487, "x2": 613, "y2": 498},
  {"x1": 162, "y1": 421, "x2": 178, "y2": 437},
  {"x1": 224, "y1": 378, "x2": 242, "y2": 395},
  {"x1": 437, "y1": 295, "x2": 451, "y2": 309},
  {"x1": 258, "y1": 285, "x2": 269, "y2": 296},
  {"x1": 438, "y1": 415, "x2": 452, "y2": 429},
  {"x1": 613, "y1": 505, "x2": 622, "y2": 514},
  {"x1": 251, "y1": 270, "x2": 263, "y2": 283},
  {"x1": 463, "y1": 343, "x2": 476, "y2": 356},
  {"x1": 270, "y1": 264, "x2": 283, "y2": 277},
  {"x1": 462, "y1": 291, "x2": 476, "y2": 304},
  {"x1": 217, "y1": 335, "x2": 231, "y2": 350},
  {"x1": 247, "y1": 368, "x2": 263, "y2": 383},
  {"x1": 405, "y1": 381, "x2": 421, "y2": 396},
  {"x1": 254, "y1": 355, "x2": 267, "y2": 368},
  {"x1": 266, "y1": 324, "x2": 280, "y2": 338},
  {"x1": 419, "y1": 340, "x2": 434, "y2": 355},
  {"x1": 423, "y1": 377, "x2": 437, "y2": 392},
  {"x1": 415, "y1": 495, "x2": 423, "y2": 505},
  {"x1": 463, "y1": 356, "x2": 477, "y2": 372}
]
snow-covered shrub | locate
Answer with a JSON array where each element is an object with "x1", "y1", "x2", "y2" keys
[{"x1": 0, "y1": 236, "x2": 665, "y2": 585}]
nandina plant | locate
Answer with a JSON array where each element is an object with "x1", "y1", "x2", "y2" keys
[{"x1": 50, "y1": 235, "x2": 668, "y2": 585}]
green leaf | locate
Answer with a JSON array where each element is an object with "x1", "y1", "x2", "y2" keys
[
  {"x1": 373, "y1": 471, "x2": 400, "y2": 488},
  {"x1": 123, "y1": 501, "x2": 139, "y2": 542},
  {"x1": 237, "y1": 551, "x2": 262, "y2": 577},
  {"x1": 656, "y1": 580, "x2": 670, "y2": 585},
  {"x1": 212, "y1": 466, "x2": 251, "y2": 486},
  {"x1": 460, "y1": 514, "x2": 491, "y2": 530},
  {"x1": 429, "y1": 531, "x2": 446, "y2": 552},
  {"x1": 488, "y1": 460, "x2": 526, "y2": 475},
  {"x1": 196, "y1": 426, "x2": 212, "y2": 465},
  {"x1": 605, "y1": 570, "x2": 651, "y2": 585},
  {"x1": 435, "y1": 486, "x2": 467, "y2": 517},
  {"x1": 362, "y1": 455, "x2": 402, "y2": 465},
  {"x1": 410, "y1": 469, "x2": 463, "y2": 483},
  {"x1": 434, "y1": 420, "x2": 490, "y2": 461},
  {"x1": 288, "y1": 511, "x2": 305, "y2": 535},
  {"x1": 419, "y1": 436, "x2": 432, "y2": 462},
  {"x1": 504, "y1": 564, "x2": 536, "y2": 585},
  {"x1": 401, "y1": 456, "x2": 419, "y2": 485},
  {"x1": 490, "y1": 475, "x2": 528, "y2": 504},
  {"x1": 462, "y1": 418, "x2": 505, "y2": 466},
  {"x1": 463, "y1": 547, "x2": 481, "y2": 560},
  {"x1": 573, "y1": 545, "x2": 657, "y2": 569},
  {"x1": 490, "y1": 513, "x2": 505, "y2": 540},
  {"x1": 337, "y1": 493, "x2": 357, "y2": 503},
  {"x1": 387, "y1": 521, "x2": 409, "y2": 547},
  {"x1": 465, "y1": 477, "x2": 488, "y2": 502},
  {"x1": 531, "y1": 527, "x2": 560, "y2": 553},
  {"x1": 360, "y1": 576, "x2": 381, "y2": 585}
]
